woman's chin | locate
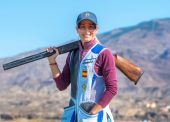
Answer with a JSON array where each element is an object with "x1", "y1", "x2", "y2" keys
[{"x1": 83, "y1": 38, "x2": 91, "y2": 42}]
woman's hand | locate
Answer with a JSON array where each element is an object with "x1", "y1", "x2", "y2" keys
[
  {"x1": 47, "y1": 47, "x2": 59, "y2": 63},
  {"x1": 89, "y1": 103, "x2": 103, "y2": 115},
  {"x1": 47, "y1": 47, "x2": 61, "y2": 78}
]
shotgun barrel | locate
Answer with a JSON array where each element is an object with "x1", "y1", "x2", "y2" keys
[{"x1": 3, "y1": 41, "x2": 79, "y2": 70}]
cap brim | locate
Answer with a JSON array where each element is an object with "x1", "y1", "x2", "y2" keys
[{"x1": 77, "y1": 19, "x2": 97, "y2": 25}]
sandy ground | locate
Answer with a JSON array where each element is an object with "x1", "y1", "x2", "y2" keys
[{"x1": 0, "y1": 118, "x2": 140, "y2": 122}]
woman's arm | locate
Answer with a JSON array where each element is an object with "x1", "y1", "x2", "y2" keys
[
  {"x1": 47, "y1": 48, "x2": 71, "y2": 90},
  {"x1": 47, "y1": 48, "x2": 61, "y2": 78},
  {"x1": 90, "y1": 48, "x2": 117, "y2": 114}
]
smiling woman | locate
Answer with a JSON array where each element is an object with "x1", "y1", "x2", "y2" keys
[
  {"x1": 77, "y1": 20, "x2": 98, "y2": 44},
  {"x1": 47, "y1": 11, "x2": 117, "y2": 122}
]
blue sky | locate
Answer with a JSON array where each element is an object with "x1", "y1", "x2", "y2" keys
[{"x1": 0, "y1": 0, "x2": 170, "y2": 58}]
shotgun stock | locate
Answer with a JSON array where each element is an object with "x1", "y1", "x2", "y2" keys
[
  {"x1": 2, "y1": 41, "x2": 143, "y2": 84},
  {"x1": 114, "y1": 54, "x2": 143, "y2": 85}
]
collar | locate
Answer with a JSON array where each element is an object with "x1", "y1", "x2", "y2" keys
[{"x1": 79, "y1": 39, "x2": 97, "y2": 51}]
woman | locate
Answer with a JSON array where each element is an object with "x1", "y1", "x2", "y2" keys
[{"x1": 47, "y1": 11, "x2": 117, "y2": 122}]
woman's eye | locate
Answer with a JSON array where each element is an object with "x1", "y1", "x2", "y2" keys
[
  {"x1": 79, "y1": 25, "x2": 95, "y2": 30},
  {"x1": 89, "y1": 26, "x2": 95, "y2": 30},
  {"x1": 79, "y1": 26, "x2": 85, "y2": 29}
]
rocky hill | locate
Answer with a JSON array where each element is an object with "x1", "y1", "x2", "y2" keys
[
  {"x1": 0, "y1": 18, "x2": 170, "y2": 121},
  {"x1": 99, "y1": 18, "x2": 170, "y2": 88}
]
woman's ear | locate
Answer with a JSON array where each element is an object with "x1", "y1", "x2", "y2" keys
[{"x1": 95, "y1": 25, "x2": 99, "y2": 33}]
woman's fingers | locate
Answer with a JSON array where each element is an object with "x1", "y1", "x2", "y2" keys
[
  {"x1": 47, "y1": 47, "x2": 54, "y2": 53},
  {"x1": 47, "y1": 47, "x2": 59, "y2": 60}
]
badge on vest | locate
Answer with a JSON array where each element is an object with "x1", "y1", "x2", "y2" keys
[
  {"x1": 82, "y1": 70, "x2": 87, "y2": 77},
  {"x1": 82, "y1": 83, "x2": 86, "y2": 92}
]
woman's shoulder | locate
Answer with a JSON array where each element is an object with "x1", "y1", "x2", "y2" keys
[{"x1": 100, "y1": 48, "x2": 113, "y2": 58}]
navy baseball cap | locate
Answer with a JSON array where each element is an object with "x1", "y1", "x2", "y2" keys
[{"x1": 76, "y1": 11, "x2": 98, "y2": 26}]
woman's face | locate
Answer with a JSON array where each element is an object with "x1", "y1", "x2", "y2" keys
[{"x1": 77, "y1": 20, "x2": 98, "y2": 43}]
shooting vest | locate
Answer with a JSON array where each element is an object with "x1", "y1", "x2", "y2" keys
[{"x1": 62, "y1": 43, "x2": 114, "y2": 122}]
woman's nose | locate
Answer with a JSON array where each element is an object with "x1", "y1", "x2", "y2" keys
[{"x1": 84, "y1": 28, "x2": 91, "y2": 33}]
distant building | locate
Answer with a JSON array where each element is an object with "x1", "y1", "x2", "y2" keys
[{"x1": 146, "y1": 102, "x2": 157, "y2": 109}]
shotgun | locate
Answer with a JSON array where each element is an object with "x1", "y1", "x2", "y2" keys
[{"x1": 2, "y1": 41, "x2": 143, "y2": 85}]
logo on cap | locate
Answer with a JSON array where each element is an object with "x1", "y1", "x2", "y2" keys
[{"x1": 85, "y1": 12, "x2": 90, "y2": 17}]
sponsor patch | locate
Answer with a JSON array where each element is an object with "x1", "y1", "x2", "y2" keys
[{"x1": 83, "y1": 58, "x2": 96, "y2": 64}]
